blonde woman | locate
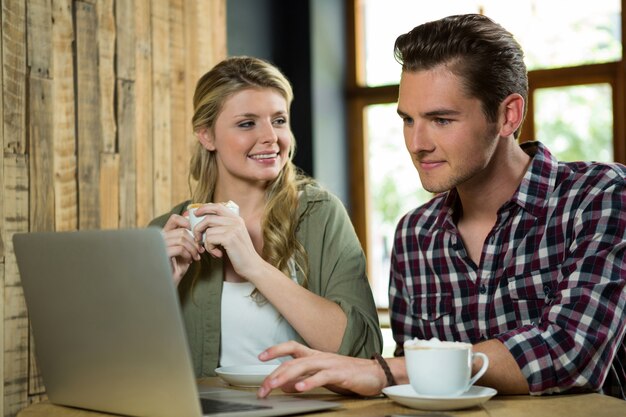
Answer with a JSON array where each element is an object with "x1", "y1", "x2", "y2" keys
[{"x1": 150, "y1": 56, "x2": 382, "y2": 377}]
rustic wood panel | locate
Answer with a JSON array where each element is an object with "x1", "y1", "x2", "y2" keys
[
  {"x1": 0, "y1": 3, "x2": 5, "y2": 263},
  {"x1": 115, "y1": 0, "x2": 135, "y2": 81},
  {"x1": 151, "y1": 0, "x2": 172, "y2": 217},
  {"x1": 135, "y1": 0, "x2": 154, "y2": 227},
  {"x1": 1, "y1": 1, "x2": 28, "y2": 414},
  {"x1": 27, "y1": 0, "x2": 54, "y2": 231},
  {"x1": 0, "y1": 1, "x2": 227, "y2": 414},
  {"x1": 29, "y1": 77, "x2": 55, "y2": 233},
  {"x1": 116, "y1": 0, "x2": 136, "y2": 229},
  {"x1": 183, "y1": 0, "x2": 200, "y2": 196},
  {"x1": 75, "y1": 1, "x2": 101, "y2": 230},
  {"x1": 99, "y1": 153, "x2": 120, "y2": 229},
  {"x1": 98, "y1": 0, "x2": 116, "y2": 154},
  {"x1": 3, "y1": 155, "x2": 29, "y2": 417},
  {"x1": 26, "y1": 0, "x2": 52, "y2": 80},
  {"x1": 117, "y1": 79, "x2": 137, "y2": 229},
  {"x1": 52, "y1": 0, "x2": 77, "y2": 233},
  {"x1": 0, "y1": 1, "x2": 4, "y2": 411},
  {"x1": 2, "y1": 0, "x2": 27, "y2": 155},
  {"x1": 198, "y1": 0, "x2": 227, "y2": 72},
  {"x1": 170, "y1": 0, "x2": 189, "y2": 204},
  {"x1": 0, "y1": 253, "x2": 4, "y2": 416}
]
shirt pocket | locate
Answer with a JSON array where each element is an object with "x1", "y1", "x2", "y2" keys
[
  {"x1": 507, "y1": 269, "x2": 557, "y2": 326},
  {"x1": 410, "y1": 292, "x2": 453, "y2": 322}
]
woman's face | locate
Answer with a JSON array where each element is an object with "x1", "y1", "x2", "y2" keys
[{"x1": 202, "y1": 87, "x2": 292, "y2": 188}]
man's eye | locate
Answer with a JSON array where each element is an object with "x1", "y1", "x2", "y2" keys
[
  {"x1": 434, "y1": 118, "x2": 451, "y2": 126},
  {"x1": 402, "y1": 117, "x2": 414, "y2": 126}
]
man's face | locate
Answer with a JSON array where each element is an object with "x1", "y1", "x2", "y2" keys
[{"x1": 397, "y1": 67, "x2": 500, "y2": 194}]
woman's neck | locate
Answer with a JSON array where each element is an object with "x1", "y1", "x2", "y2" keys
[{"x1": 213, "y1": 180, "x2": 266, "y2": 221}]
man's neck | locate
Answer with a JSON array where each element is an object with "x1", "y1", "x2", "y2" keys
[
  {"x1": 453, "y1": 138, "x2": 531, "y2": 266},
  {"x1": 456, "y1": 138, "x2": 531, "y2": 223}
]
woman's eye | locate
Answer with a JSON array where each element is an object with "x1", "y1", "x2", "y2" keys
[
  {"x1": 238, "y1": 121, "x2": 254, "y2": 128},
  {"x1": 273, "y1": 117, "x2": 287, "y2": 125}
]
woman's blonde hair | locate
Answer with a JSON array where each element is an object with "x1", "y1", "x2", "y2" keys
[{"x1": 189, "y1": 56, "x2": 310, "y2": 286}]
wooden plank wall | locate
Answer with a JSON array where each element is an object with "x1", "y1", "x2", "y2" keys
[{"x1": 0, "y1": 1, "x2": 227, "y2": 415}]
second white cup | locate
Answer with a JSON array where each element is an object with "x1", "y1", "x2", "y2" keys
[{"x1": 404, "y1": 338, "x2": 489, "y2": 397}]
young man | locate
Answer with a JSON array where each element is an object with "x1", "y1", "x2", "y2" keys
[{"x1": 257, "y1": 14, "x2": 626, "y2": 399}]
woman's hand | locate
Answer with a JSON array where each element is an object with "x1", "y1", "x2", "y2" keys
[
  {"x1": 192, "y1": 203, "x2": 264, "y2": 280},
  {"x1": 161, "y1": 214, "x2": 203, "y2": 285},
  {"x1": 256, "y1": 341, "x2": 387, "y2": 398}
]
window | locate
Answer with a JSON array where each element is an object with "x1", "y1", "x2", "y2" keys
[{"x1": 347, "y1": 0, "x2": 626, "y2": 308}]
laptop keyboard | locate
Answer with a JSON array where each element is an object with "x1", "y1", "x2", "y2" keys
[{"x1": 200, "y1": 398, "x2": 273, "y2": 414}]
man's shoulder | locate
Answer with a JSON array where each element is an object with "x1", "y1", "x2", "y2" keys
[{"x1": 555, "y1": 160, "x2": 626, "y2": 194}]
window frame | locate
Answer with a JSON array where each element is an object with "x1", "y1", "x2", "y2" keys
[{"x1": 346, "y1": 0, "x2": 626, "y2": 294}]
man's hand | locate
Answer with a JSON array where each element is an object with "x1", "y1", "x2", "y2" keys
[{"x1": 256, "y1": 341, "x2": 387, "y2": 398}]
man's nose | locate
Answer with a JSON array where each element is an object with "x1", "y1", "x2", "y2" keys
[{"x1": 405, "y1": 122, "x2": 432, "y2": 154}]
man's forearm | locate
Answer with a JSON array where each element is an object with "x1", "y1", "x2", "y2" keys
[
  {"x1": 474, "y1": 339, "x2": 529, "y2": 394},
  {"x1": 387, "y1": 356, "x2": 409, "y2": 386}
]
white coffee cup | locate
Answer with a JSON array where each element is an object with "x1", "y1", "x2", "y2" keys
[
  {"x1": 187, "y1": 201, "x2": 239, "y2": 240},
  {"x1": 404, "y1": 338, "x2": 489, "y2": 397}
]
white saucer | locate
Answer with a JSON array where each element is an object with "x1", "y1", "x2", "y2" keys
[
  {"x1": 382, "y1": 384, "x2": 497, "y2": 411},
  {"x1": 214, "y1": 365, "x2": 279, "y2": 387}
]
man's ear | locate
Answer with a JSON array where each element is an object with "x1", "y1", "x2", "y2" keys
[
  {"x1": 498, "y1": 94, "x2": 525, "y2": 138},
  {"x1": 197, "y1": 128, "x2": 216, "y2": 151}
]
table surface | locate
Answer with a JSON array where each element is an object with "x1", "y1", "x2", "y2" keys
[{"x1": 17, "y1": 377, "x2": 626, "y2": 417}]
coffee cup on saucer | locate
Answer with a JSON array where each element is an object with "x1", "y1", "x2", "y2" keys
[{"x1": 404, "y1": 338, "x2": 489, "y2": 397}]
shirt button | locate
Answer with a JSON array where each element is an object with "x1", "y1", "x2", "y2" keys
[{"x1": 479, "y1": 285, "x2": 487, "y2": 294}]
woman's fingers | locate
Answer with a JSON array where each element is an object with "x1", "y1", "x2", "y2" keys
[
  {"x1": 160, "y1": 214, "x2": 206, "y2": 283},
  {"x1": 163, "y1": 229, "x2": 202, "y2": 261}
]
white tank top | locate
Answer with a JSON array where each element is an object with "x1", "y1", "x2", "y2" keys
[{"x1": 219, "y1": 281, "x2": 299, "y2": 366}]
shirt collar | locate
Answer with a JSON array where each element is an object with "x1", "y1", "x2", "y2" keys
[{"x1": 513, "y1": 141, "x2": 557, "y2": 218}]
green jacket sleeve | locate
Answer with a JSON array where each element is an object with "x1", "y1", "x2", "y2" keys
[{"x1": 296, "y1": 185, "x2": 382, "y2": 358}]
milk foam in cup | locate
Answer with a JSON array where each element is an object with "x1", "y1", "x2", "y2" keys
[
  {"x1": 404, "y1": 338, "x2": 489, "y2": 397},
  {"x1": 187, "y1": 201, "x2": 240, "y2": 239}
]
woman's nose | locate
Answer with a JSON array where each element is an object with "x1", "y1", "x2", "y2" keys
[{"x1": 259, "y1": 121, "x2": 278, "y2": 143}]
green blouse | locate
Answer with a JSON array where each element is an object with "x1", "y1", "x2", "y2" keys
[{"x1": 150, "y1": 183, "x2": 382, "y2": 377}]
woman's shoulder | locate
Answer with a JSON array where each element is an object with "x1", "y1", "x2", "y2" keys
[
  {"x1": 148, "y1": 200, "x2": 191, "y2": 227},
  {"x1": 297, "y1": 181, "x2": 348, "y2": 218},
  {"x1": 298, "y1": 180, "x2": 340, "y2": 205}
]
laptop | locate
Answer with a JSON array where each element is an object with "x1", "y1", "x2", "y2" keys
[{"x1": 13, "y1": 228, "x2": 340, "y2": 417}]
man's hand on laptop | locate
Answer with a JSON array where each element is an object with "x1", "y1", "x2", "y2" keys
[{"x1": 256, "y1": 341, "x2": 386, "y2": 398}]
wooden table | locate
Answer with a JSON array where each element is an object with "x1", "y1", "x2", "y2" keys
[{"x1": 17, "y1": 377, "x2": 626, "y2": 417}]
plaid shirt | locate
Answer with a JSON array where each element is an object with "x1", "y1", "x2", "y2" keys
[{"x1": 389, "y1": 141, "x2": 626, "y2": 398}]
